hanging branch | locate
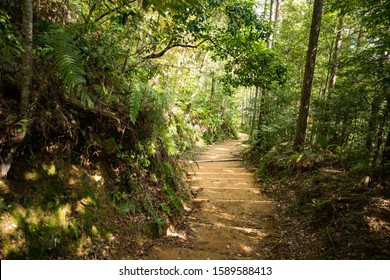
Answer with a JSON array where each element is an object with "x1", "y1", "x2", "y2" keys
[{"x1": 143, "y1": 38, "x2": 210, "y2": 59}]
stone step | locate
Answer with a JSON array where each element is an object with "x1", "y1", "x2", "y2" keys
[
  {"x1": 198, "y1": 200, "x2": 274, "y2": 217},
  {"x1": 194, "y1": 187, "x2": 266, "y2": 201}
]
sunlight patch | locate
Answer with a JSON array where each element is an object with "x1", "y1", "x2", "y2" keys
[
  {"x1": 0, "y1": 180, "x2": 10, "y2": 193},
  {"x1": 92, "y1": 174, "x2": 103, "y2": 182},
  {"x1": 42, "y1": 162, "x2": 56, "y2": 176},
  {"x1": 240, "y1": 244, "x2": 253, "y2": 253},
  {"x1": 166, "y1": 225, "x2": 187, "y2": 240},
  {"x1": 24, "y1": 171, "x2": 39, "y2": 181}
]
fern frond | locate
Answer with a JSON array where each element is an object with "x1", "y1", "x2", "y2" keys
[
  {"x1": 129, "y1": 83, "x2": 142, "y2": 124},
  {"x1": 139, "y1": 83, "x2": 171, "y2": 109},
  {"x1": 76, "y1": 87, "x2": 94, "y2": 108},
  {"x1": 50, "y1": 30, "x2": 86, "y2": 89},
  {"x1": 43, "y1": 28, "x2": 93, "y2": 107}
]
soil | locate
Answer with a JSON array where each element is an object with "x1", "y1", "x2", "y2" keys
[{"x1": 142, "y1": 133, "x2": 278, "y2": 260}]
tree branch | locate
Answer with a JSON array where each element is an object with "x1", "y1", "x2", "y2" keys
[
  {"x1": 208, "y1": 37, "x2": 237, "y2": 59},
  {"x1": 93, "y1": 0, "x2": 137, "y2": 23},
  {"x1": 85, "y1": 4, "x2": 97, "y2": 24},
  {"x1": 94, "y1": 7, "x2": 121, "y2": 23},
  {"x1": 143, "y1": 38, "x2": 210, "y2": 59}
]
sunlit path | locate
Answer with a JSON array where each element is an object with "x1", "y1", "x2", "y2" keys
[{"x1": 144, "y1": 134, "x2": 274, "y2": 260}]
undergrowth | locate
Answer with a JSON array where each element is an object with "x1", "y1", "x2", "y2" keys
[
  {"x1": 0, "y1": 89, "x2": 207, "y2": 259},
  {"x1": 246, "y1": 144, "x2": 390, "y2": 259}
]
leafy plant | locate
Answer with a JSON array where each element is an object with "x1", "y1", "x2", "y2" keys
[{"x1": 42, "y1": 28, "x2": 93, "y2": 107}]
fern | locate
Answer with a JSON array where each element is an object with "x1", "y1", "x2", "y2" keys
[
  {"x1": 129, "y1": 83, "x2": 142, "y2": 124},
  {"x1": 43, "y1": 28, "x2": 93, "y2": 108},
  {"x1": 49, "y1": 29, "x2": 86, "y2": 87},
  {"x1": 127, "y1": 82, "x2": 172, "y2": 124}
]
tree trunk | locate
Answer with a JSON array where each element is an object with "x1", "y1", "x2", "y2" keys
[
  {"x1": 273, "y1": 0, "x2": 281, "y2": 43},
  {"x1": 365, "y1": 95, "x2": 381, "y2": 162},
  {"x1": 380, "y1": 94, "x2": 390, "y2": 178},
  {"x1": 20, "y1": 0, "x2": 33, "y2": 115},
  {"x1": 322, "y1": 44, "x2": 333, "y2": 98},
  {"x1": 328, "y1": 17, "x2": 344, "y2": 94},
  {"x1": 267, "y1": 0, "x2": 274, "y2": 49},
  {"x1": 275, "y1": 0, "x2": 281, "y2": 23},
  {"x1": 209, "y1": 71, "x2": 216, "y2": 108},
  {"x1": 293, "y1": 0, "x2": 324, "y2": 150},
  {"x1": 250, "y1": 87, "x2": 259, "y2": 135},
  {"x1": 382, "y1": 131, "x2": 390, "y2": 178},
  {"x1": 1, "y1": 0, "x2": 33, "y2": 178},
  {"x1": 382, "y1": 124, "x2": 390, "y2": 179},
  {"x1": 258, "y1": 88, "x2": 267, "y2": 129}
]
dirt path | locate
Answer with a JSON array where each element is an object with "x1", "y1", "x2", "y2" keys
[{"x1": 144, "y1": 134, "x2": 274, "y2": 259}]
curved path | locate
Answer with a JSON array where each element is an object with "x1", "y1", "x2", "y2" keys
[{"x1": 145, "y1": 134, "x2": 274, "y2": 259}]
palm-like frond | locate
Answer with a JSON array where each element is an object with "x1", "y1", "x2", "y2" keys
[
  {"x1": 129, "y1": 83, "x2": 143, "y2": 124},
  {"x1": 42, "y1": 28, "x2": 93, "y2": 108}
]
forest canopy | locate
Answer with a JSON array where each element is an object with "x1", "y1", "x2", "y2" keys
[{"x1": 0, "y1": 0, "x2": 389, "y2": 259}]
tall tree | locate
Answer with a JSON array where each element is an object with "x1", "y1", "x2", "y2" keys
[
  {"x1": 328, "y1": 17, "x2": 344, "y2": 94},
  {"x1": 293, "y1": 0, "x2": 324, "y2": 150},
  {"x1": 267, "y1": 0, "x2": 274, "y2": 49},
  {"x1": 0, "y1": 0, "x2": 33, "y2": 178},
  {"x1": 275, "y1": 0, "x2": 281, "y2": 23},
  {"x1": 20, "y1": 0, "x2": 33, "y2": 115}
]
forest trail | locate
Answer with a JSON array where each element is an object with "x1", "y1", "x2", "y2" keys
[{"x1": 144, "y1": 134, "x2": 274, "y2": 259}]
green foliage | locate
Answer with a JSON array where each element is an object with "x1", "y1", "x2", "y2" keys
[
  {"x1": 47, "y1": 29, "x2": 85, "y2": 85},
  {"x1": 128, "y1": 84, "x2": 143, "y2": 124},
  {"x1": 40, "y1": 28, "x2": 93, "y2": 107},
  {"x1": 0, "y1": 8, "x2": 21, "y2": 57},
  {"x1": 224, "y1": 44, "x2": 288, "y2": 88}
]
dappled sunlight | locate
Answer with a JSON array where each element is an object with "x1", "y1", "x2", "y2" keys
[
  {"x1": 214, "y1": 147, "x2": 230, "y2": 151},
  {"x1": 319, "y1": 167, "x2": 347, "y2": 174},
  {"x1": 166, "y1": 225, "x2": 187, "y2": 240},
  {"x1": 67, "y1": 178, "x2": 77, "y2": 186},
  {"x1": 240, "y1": 244, "x2": 253, "y2": 253},
  {"x1": 366, "y1": 216, "x2": 390, "y2": 233},
  {"x1": 92, "y1": 225, "x2": 101, "y2": 238},
  {"x1": 0, "y1": 179, "x2": 10, "y2": 193},
  {"x1": 0, "y1": 158, "x2": 124, "y2": 259},
  {"x1": 91, "y1": 174, "x2": 103, "y2": 183},
  {"x1": 366, "y1": 198, "x2": 390, "y2": 234},
  {"x1": 76, "y1": 196, "x2": 96, "y2": 214},
  {"x1": 42, "y1": 162, "x2": 56, "y2": 176},
  {"x1": 24, "y1": 171, "x2": 39, "y2": 181},
  {"x1": 0, "y1": 211, "x2": 26, "y2": 258}
]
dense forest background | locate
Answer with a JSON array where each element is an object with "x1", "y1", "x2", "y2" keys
[{"x1": 0, "y1": 0, "x2": 389, "y2": 259}]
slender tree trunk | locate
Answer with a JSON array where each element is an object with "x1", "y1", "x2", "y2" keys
[
  {"x1": 20, "y1": 0, "x2": 33, "y2": 115},
  {"x1": 267, "y1": 0, "x2": 274, "y2": 49},
  {"x1": 250, "y1": 87, "x2": 259, "y2": 135},
  {"x1": 273, "y1": 0, "x2": 281, "y2": 42},
  {"x1": 366, "y1": 95, "x2": 381, "y2": 162},
  {"x1": 328, "y1": 17, "x2": 344, "y2": 94},
  {"x1": 380, "y1": 92, "x2": 390, "y2": 178},
  {"x1": 269, "y1": 0, "x2": 274, "y2": 22},
  {"x1": 382, "y1": 130, "x2": 390, "y2": 178},
  {"x1": 372, "y1": 106, "x2": 387, "y2": 170},
  {"x1": 293, "y1": 0, "x2": 324, "y2": 150},
  {"x1": 209, "y1": 71, "x2": 216, "y2": 109},
  {"x1": 258, "y1": 88, "x2": 267, "y2": 129},
  {"x1": 275, "y1": 0, "x2": 280, "y2": 23},
  {"x1": 1, "y1": 0, "x2": 33, "y2": 178},
  {"x1": 322, "y1": 45, "x2": 333, "y2": 98}
]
